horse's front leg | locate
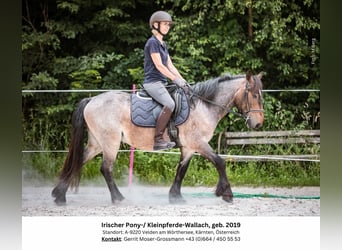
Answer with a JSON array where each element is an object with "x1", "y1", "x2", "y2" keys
[
  {"x1": 169, "y1": 147, "x2": 194, "y2": 203},
  {"x1": 198, "y1": 143, "x2": 233, "y2": 203},
  {"x1": 212, "y1": 154, "x2": 233, "y2": 202}
]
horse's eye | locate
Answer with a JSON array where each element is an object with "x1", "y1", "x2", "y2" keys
[{"x1": 253, "y1": 94, "x2": 258, "y2": 99}]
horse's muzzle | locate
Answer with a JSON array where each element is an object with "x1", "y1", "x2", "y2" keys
[{"x1": 246, "y1": 117, "x2": 263, "y2": 130}]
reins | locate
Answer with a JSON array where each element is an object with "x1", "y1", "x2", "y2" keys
[
  {"x1": 190, "y1": 92, "x2": 244, "y2": 118},
  {"x1": 189, "y1": 78, "x2": 264, "y2": 121},
  {"x1": 142, "y1": 77, "x2": 264, "y2": 123}
]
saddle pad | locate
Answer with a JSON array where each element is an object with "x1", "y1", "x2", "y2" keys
[{"x1": 131, "y1": 90, "x2": 190, "y2": 127}]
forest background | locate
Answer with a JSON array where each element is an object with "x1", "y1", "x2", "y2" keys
[{"x1": 22, "y1": 0, "x2": 320, "y2": 186}]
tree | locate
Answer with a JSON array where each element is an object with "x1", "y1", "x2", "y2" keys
[
  {"x1": 161, "y1": 0, "x2": 320, "y2": 128},
  {"x1": 22, "y1": 0, "x2": 320, "y2": 150},
  {"x1": 159, "y1": 0, "x2": 319, "y2": 88},
  {"x1": 22, "y1": 0, "x2": 155, "y2": 149}
]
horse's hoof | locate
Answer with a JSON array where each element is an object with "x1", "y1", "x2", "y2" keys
[
  {"x1": 54, "y1": 198, "x2": 67, "y2": 206},
  {"x1": 116, "y1": 195, "x2": 125, "y2": 202},
  {"x1": 169, "y1": 195, "x2": 186, "y2": 204},
  {"x1": 111, "y1": 196, "x2": 125, "y2": 204},
  {"x1": 52, "y1": 187, "x2": 67, "y2": 205},
  {"x1": 222, "y1": 194, "x2": 233, "y2": 203}
]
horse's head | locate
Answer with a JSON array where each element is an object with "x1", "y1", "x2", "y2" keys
[{"x1": 237, "y1": 71, "x2": 264, "y2": 129}]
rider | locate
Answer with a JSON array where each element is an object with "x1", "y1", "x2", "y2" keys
[{"x1": 143, "y1": 11, "x2": 187, "y2": 151}]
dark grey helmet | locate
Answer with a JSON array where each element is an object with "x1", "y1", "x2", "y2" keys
[{"x1": 149, "y1": 11, "x2": 173, "y2": 28}]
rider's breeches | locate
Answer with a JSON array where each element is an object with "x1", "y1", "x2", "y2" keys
[{"x1": 143, "y1": 81, "x2": 175, "y2": 112}]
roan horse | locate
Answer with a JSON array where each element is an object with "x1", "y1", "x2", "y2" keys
[{"x1": 52, "y1": 71, "x2": 264, "y2": 205}]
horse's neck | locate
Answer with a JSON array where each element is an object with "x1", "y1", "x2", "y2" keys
[
  {"x1": 215, "y1": 79, "x2": 243, "y2": 112},
  {"x1": 192, "y1": 80, "x2": 242, "y2": 123}
]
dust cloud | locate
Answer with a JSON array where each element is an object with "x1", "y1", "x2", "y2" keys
[{"x1": 22, "y1": 173, "x2": 320, "y2": 217}]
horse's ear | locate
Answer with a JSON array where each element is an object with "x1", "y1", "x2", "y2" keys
[
  {"x1": 257, "y1": 72, "x2": 263, "y2": 80},
  {"x1": 246, "y1": 70, "x2": 253, "y2": 81}
]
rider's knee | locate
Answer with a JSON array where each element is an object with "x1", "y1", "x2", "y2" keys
[{"x1": 165, "y1": 101, "x2": 175, "y2": 112}]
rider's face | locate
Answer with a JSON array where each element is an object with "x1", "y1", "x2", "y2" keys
[{"x1": 156, "y1": 21, "x2": 171, "y2": 34}]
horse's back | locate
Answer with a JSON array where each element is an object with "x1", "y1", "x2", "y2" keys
[
  {"x1": 86, "y1": 91, "x2": 130, "y2": 111},
  {"x1": 83, "y1": 90, "x2": 156, "y2": 150},
  {"x1": 83, "y1": 91, "x2": 131, "y2": 127}
]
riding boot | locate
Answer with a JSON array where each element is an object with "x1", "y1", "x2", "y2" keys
[{"x1": 154, "y1": 107, "x2": 176, "y2": 150}]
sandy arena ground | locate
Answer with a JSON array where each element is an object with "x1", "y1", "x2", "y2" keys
[{"x1": 22, "y1": 184, "x2": 320, "y2": 216}]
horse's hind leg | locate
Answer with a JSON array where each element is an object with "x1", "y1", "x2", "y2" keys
[
  {"x1": 169, "y1": 147, "x2": 194, "y2": 203},
  {"x1": 52, "y1": 132, "x2": 101, "y2": 205},
  {"x1": 83, "y1": 131, "x2": 102, "y2": 163},
  {"x1": 101, "y1": 149, "x2": 124, "y2": 203}
]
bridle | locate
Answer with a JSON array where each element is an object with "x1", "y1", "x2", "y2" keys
[
  {"x1": 243, "y1": 76, "x2": 264, "y2": 122},
  {"x1": 190, "y1": 76, "x2": 264, "y2": 123}
]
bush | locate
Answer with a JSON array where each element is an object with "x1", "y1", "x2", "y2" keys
[{"x1": 23, "y1": 144, "x2": 319, "y2": 187}]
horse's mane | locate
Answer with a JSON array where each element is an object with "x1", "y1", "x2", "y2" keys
[{"x1": 191, "y1": 74, "x2": 245, "y2": 103}]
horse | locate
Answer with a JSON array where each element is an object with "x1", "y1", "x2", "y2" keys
[{"x1": 52, "y1": 71, "x2": 264, "y2": 205}]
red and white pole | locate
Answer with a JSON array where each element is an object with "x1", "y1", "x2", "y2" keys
[{"x1": 128, "y1": 84, "x2": 136, "y2": 187}]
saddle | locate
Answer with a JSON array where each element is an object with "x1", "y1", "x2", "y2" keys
[{"x1": 131, "y1": 85, "x2": 190, "y2": 142}]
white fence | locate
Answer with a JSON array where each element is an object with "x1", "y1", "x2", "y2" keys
[{"x1": 21, "y1": 88, "x2": 320, "y2": 162}]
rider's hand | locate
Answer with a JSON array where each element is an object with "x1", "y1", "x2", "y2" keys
[
  {"x1": 181, "y1": 83, "x2": 192, "y2": 95},
  {"x1": 172, "y1": 77, "x2": 186, "y2": 87}
]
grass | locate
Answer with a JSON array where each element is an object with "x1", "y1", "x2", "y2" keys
[{"x1": 22, "y1": 146, "x2": 320, "y2": 187}]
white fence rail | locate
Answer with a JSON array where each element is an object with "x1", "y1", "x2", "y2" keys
[{"x1": 21, "y1": 88, "x2": 320, "y2": 162}]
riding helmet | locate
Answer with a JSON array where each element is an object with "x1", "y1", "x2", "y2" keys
[{"x1": 149, "y1": 11, "x2": 173, "y2": 29}]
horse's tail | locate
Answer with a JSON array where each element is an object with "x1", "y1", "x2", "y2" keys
[{"x1": 55, "y1": 97, "x2": 91, "y2": 190}]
